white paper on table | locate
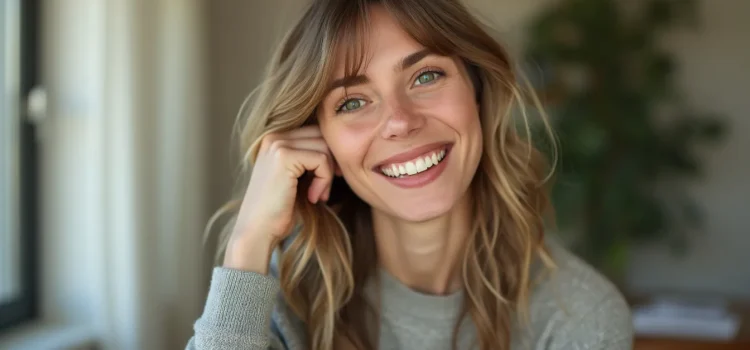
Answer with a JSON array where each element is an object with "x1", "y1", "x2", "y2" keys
[{"x1": 632, "y1": 297, "x2": 741, "y2": 341}]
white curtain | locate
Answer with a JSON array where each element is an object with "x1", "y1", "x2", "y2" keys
[{"x1": 40, "y1": 0, "x2": 208, "y2": 349}]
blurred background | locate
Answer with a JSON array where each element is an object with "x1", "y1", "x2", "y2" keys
[{"x1": 0, "y1": 0, "x2": 747, "y2": 349}]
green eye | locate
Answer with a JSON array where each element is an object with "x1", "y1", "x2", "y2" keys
[
  {"x1": 337, "y1": 98, "x2": 367, "y2": 113},
  {"x1": 414, "y1": 70, "x2": 443, "y2": 86}
]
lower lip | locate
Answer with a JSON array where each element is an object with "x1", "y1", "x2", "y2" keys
[{"x1": 376, "y1": 149, "x2": 451, "y2": 189}]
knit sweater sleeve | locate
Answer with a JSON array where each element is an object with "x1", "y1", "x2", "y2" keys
[{"x1": 185, "y1": 267, "x2": 287, "y2": 350}]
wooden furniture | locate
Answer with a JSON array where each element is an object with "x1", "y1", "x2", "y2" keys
[{"x1": 635, "y1": 338, "x2": 750, "y2": 350}]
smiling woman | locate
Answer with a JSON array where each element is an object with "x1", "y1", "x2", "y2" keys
[
  {"x1": 188, "y1": 0, "x2": 632, "y2": 349},
  {"x1": 318, "y1": 35, "x2": 483, "y2": 223}
]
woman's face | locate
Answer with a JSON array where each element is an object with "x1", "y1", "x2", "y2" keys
[{"x1": 317, "y1": 6, "x2": 483, "y2": 222}]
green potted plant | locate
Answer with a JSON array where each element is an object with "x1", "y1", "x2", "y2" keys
[{"x1": 525, "y1": 0, "x2": 726, "y2": 279}]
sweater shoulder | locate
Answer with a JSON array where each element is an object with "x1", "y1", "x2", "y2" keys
[{"x1": 523, "y1": 239, "x2": 633, "y2": 348}]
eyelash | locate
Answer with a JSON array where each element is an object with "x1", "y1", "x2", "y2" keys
[
  {"x1": 413, "y1": 67, "x2": 446, "y2": 86},
  {"x1": 334, "y1": 67, "x2": 447, "y2": 114}
]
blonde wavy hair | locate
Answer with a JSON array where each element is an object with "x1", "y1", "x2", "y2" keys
[{"x1": 209, "y1": 0, "x2": 557, "y2": 349}]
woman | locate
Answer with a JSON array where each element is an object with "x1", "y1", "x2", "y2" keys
[{"x1": 188, "y1": 0, "x2": 632, "y2": 349}]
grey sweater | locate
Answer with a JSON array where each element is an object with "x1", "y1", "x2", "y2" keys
[{"x1": 186, "y1": 240, "x2": 633, "y2": 349}]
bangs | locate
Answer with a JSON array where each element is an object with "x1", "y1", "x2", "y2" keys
[
  {"x1": 328, "y1": 0, "x2": 458, "y2": 86},
  {"x1": 331, "y1": 2, "x2": 373, "y2": 86}
]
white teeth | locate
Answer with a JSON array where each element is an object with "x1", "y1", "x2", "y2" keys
[
  {"x1": 405, "y1": 162, "x2": 417, "y2": 175},
  {"x1": 380, "y1": 148, "x2": 448, "y2": 178}
]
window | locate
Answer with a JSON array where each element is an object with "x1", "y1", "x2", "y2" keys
[{"x1": 0, "y1": 0, "x2": 39, "y2": 331}]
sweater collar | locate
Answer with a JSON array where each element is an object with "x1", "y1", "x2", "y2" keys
[{"x1": 365, "y1": 268, "x2": 465, "y2": 322}]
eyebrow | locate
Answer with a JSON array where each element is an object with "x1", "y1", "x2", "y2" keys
[
  {"x1": 399, "y1": 48, "x2": 432, "y2": 72},
  {"x1": 326, "y1": 48, "x2": 434, "y2": 94}
]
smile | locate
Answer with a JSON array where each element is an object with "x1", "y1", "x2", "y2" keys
[
  {"x1": 373, "y1": 143, "x2": 452, "y2": 189},
  {"x1": 380, "y1": 148, "x2": 446, "y2": 178}
]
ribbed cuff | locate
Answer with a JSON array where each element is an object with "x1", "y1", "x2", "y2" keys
[{"x1": 197, "y1": 267, "x2": 281, "y2": 337}]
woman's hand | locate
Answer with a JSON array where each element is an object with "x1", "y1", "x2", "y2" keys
[{"x1": 223, "y1": 125, "x2": 334, "y2": 273}]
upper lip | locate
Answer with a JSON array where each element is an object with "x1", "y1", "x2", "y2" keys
[{"x1": 373, "y1": 142, "x2": 451, "y2": 169}]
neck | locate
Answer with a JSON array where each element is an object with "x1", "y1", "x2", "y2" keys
[{"x1": 372, "y1": 192, "x2": 472, "y2": 295}]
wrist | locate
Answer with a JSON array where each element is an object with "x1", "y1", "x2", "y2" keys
[{"x1": 222, "y1": 234, "x2": 279, "y2": 275}]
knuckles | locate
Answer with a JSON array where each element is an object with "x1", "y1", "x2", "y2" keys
[
  {"x1": 259, "y1": 133, "x2": 281, "y2": 152},
  {"x1": 257, "y1": 132, "x2": 332, "y2": 174}
]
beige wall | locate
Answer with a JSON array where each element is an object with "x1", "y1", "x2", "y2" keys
[
  {"x1": 206, "y1": 0, "x2": 304, "y2": 212},
  {"x1": 206, "y1": 0, "x2": 750, "y2": 298}
]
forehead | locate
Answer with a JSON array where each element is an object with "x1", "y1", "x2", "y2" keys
[{"x1": 331, "y1": 6, "x2": 425, "y2": 78}]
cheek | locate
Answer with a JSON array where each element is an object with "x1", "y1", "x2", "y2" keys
[
  {"x1": 414, "y1": 82, "x2": 480, "y2": 132},
  {"x1": 324, "y1": 124, "x2": 373, "y2": 170},
  {"x1": 443, "y1": 100, "x2": 480, "y2": 133}
]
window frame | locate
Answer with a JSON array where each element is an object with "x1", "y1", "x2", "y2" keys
[{"x1": 0, "y1": 0, "x2": 40, "y2": 332}]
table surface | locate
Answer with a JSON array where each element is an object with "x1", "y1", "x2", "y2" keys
[{"x1": 631, "y1": 296, "x2": 750, "y2": 350}]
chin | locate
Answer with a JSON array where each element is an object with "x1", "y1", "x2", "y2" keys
[{"x1": 388, "y1": 197, "x2": 457, "y2": 223}]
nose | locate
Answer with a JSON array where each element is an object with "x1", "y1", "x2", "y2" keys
[{"x1": 379, "y1": 96, "x2": 425, "y2": 139}]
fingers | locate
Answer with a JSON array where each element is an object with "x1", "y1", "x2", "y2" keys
[
  {"x1": 268, "y1": 138, "x2": 331, "y2": 156},
  {"x1": 284, "y1": 149, "x2": 334, "y2": 203},
  {"x1": 309, "y1": 176, "x2": 329, "y2": 204},
  {"x1": 269, "y1": 138, "x2": 335, "y2": 186},
  {"x1": 258, "y1": 126, "x2": 335, "y2": 203},
  {"x1": 322, "y1": 182, "x2": 332, "y2": 202},
  {"x1": 259, "y1": 126, "x2": 322, "y2": 152}
]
